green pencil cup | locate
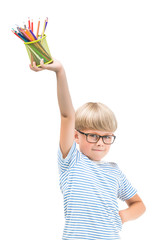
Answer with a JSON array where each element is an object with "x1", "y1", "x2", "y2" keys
[{"x1": 24, "y1": 35, "x2": 53, "y2": 67}]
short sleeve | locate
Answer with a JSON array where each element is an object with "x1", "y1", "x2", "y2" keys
[
  {"x1": 57, "y1": 141, "x2": 79, "y2": 174},
  {"x1": 117, "y1": 166, "x2": 137, "y2": 201}
]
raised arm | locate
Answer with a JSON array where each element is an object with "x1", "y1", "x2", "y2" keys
[
  {"x1": 56, "y1": 65, "x2": 75, "y2": 158},
  {"x1": 30, "y1": 59, "x2": 75, "y2": 158}
]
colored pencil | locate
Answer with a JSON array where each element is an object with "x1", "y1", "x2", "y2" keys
[
  {"x1": 25, "y1": 29, "x2": 35, "y2": 41},
  {"x1": 45, "y1": 17, "x2": 48, "y2": 31},
  {"x1": 11, "y1": 30, "x2": 24, "y2": 41},
  {"x1": 41, "y1": 18, "x2": 46, "y2": 38},
  {"x1": 12, "y1": 18, "x2": 49, "y2": 42},
  {"x1": 12, "y1": 30, "x2": 28, "y2": 42},
  {"x1": 11, "y1": 17, "x2": 52, "y2": 66},
  {"x1": 31, "y1": 19, "x2": 33, "y2": 32},
  {"x1": 24, "y1": 22, "x2": 26, "y2": 29},
  {"x1": 17, "y1": 32, "x2": 28, "y2": 42},
  {"x1": 19, "y1": 28, "x2": 32, "y2": 41},
  {"x1": 29, "y1": 29, "x2": 37, "y2": 40},
  {"x1": 16, "y1": 25, "x2": 23, "y2": 35},
  {"x1": 28, "y1": 17, "x2": 30, "y2": 29},
  {"x1": 36, "y1": 18, "x2": 40, "y2": 38},
  {"x1": 35, "y1": 43, "x2": 51, "y2": 60},
  {"x1": 28, "y1": 44, "x2": 48, "y2": 62}
]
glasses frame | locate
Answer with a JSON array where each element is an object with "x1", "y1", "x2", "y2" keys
[{"x1": 76, "y1": 130, "x2": 116, "y2": 145}]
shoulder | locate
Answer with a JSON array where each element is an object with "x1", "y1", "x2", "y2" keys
[
  {"x1": 108, "y1": 162, "x2": 120, "y2": 171},
  {"x1": 107, "y1": 162, "x2": 122, "y2": 175},
  {"x1": 58, "y1": 140, "x2": 79, "y2": 161},
  {"x1": 108, "y1": 162, "x2": 118, "y2": 167}
]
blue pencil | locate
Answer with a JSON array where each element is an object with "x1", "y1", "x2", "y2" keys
[
  {"x1": 45, "y1": 17, "x2": 48, "y2": 31},
  {"x1": 17, "y1": 32, "x2": 29, "y2": 42},
  {"x1": 29, "y1": 29, "x2": 37, "y2": 40}
]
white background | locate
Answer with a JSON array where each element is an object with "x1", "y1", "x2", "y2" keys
[{"x1": 0, "y1": 0, "x2": 160, "y2": 239}]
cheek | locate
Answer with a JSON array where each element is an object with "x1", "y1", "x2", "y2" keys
[
  {"x1": 79, "y1": 141, "x2": 92, "y2": 154},
  {"x1": 105, "y1": 145, "x2": 111, "y2": 153}
]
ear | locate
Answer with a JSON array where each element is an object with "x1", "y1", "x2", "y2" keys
[{"x1": 74, "y1": 130, "x2": 80, "y2": 144}]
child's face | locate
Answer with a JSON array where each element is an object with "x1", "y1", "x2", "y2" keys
[{"x1": 75, "y1": 129, "x2": 114, "y2": 161}]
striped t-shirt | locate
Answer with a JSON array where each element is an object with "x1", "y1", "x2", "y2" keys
[{"x1": 57, "y1": 141, "x2": 137, "y2": 240}]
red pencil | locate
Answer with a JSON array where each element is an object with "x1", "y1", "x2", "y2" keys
[
  {"x1": 31, "y1": 19, "x2": 33, "y2": 32},
  {"x1": 11, "y1": 30, "x2": 24, "y2": 41},
  {"x1": 28, "y1": 17, "x2": 30, "y2": 29}
]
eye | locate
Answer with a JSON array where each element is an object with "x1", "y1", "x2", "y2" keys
[
  {"x1": 103, "y1": 135, "x2": 112, "y2": 139},
  {"x1": 89, "y1": 134, "x2": 98, "y2": 139}
]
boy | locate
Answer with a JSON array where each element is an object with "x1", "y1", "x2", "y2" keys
[{"x1": 30, "y1": 59, "x2": 146, "y2": 240}]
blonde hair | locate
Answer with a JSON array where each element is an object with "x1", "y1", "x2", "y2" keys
[{"x1": 75, "y1": 102, "x2": 117, "y2": 132}]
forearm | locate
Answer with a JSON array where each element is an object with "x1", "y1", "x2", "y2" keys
[
  {"x1": 56, "y1": 67, "x2": 75, "y2": 118},
  {"x1": 30, "y1": 59, "x2": 75, "y2": 118},
  {"x1": 119, "y1": 201, "x2": 146, "y2": 224}
]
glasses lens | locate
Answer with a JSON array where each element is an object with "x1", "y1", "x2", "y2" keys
[
  {"x1": 86, "y1": 133, "x2": 115, "y2": 144},
  {"x1": 103, "y1": 135, "x2": 115, "y2": 144},
  {"x1": 87, "y1": 134, "x2": 99, "y2": 143}
]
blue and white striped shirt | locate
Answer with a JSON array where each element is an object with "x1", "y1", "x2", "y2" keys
[{"x1": 58, "y1": 141, "x2": 137, "y2": 240}]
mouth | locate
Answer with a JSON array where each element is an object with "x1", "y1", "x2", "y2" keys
[{"x1": 92, "y1": 149, "x2": 104, "y2": 151}]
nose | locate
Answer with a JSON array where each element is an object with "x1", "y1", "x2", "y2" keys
[{"x1": 96, "y1": 136, "x2": 104, "y2": 145}]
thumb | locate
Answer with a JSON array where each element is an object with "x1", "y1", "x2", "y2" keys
[{"x1": 40, "y1": 59, "x2": 49, "y2": 69}]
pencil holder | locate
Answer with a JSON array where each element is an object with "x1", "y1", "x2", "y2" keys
[{"x1": 24, "y1": 35, "x2": 53, "y2": 67}]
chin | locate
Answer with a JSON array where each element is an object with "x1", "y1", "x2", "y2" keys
[
  {"x1": 86, "y1": 154, "x2": 101, "y2": 161},
  {"x1": 90, "y1": 156, "x2": 103, "y2": 161}
]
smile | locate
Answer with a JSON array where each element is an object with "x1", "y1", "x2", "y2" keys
[{"x1": 92, "y1": 149, "x2": 104, "y2": 151}]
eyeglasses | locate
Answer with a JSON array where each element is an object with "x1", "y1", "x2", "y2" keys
[{"x1": 77, "y1": 130, "x2": 116, "y2": 145}]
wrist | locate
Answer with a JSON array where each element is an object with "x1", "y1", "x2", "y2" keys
[
  {"x1": 55, "y1": 64, "x2": 64, "y2": 74},
  {"x1": 119, "y1": 209, "x2": 128, "y2": 224}
]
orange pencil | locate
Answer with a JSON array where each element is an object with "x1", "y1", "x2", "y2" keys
[
  {"x1": 36, "y1": 18, "x2": 40, "y2": 38},
  {"x1": 25, "y1": 29, "x2": 35, "y2": 41}
]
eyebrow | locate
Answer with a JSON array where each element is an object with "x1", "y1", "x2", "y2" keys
[{"x1": 88, "y1": 132, "x2": 114, "y2": 136}]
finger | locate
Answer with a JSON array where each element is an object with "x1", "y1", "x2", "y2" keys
[
  {"x1": 32, "y1": 61, "x2": 43, "y2": 72},
  {"x1": 39, "y1": 59, "x2": 50, "y2": 69},
  {"x1": 29, "y1": 62, "x2": 38, "y2": 71},
  {"x1": 39, "y1": 59, "x2": 45, "y2": 68},
  {"x1": 29, "y1": 64, "x2": 34, "y2": 70}
]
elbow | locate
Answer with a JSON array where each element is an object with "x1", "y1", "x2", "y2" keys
[
  {"x1": 138, "y1": 201, "x2": 146, "y2": 215},
  {"x1": 142, "y1": 202, "x2": 146, "y2": 214}
]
